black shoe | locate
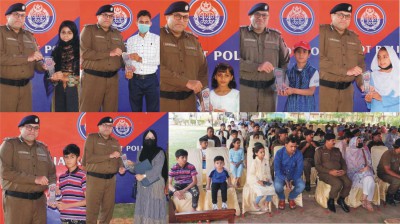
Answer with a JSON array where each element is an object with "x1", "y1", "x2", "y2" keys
[
  {"x1": 327, "y1": 198, "x2": 336, "y2": 213},
  {"x1": 305, "y1": 182, "x2": 311, "y2": 192},
  {"x1": 337, "y1": 197, "x2": 350, "y2": 212},
  {"x1": 386, "y1": 194, "x2": 396, "y2": 205}
]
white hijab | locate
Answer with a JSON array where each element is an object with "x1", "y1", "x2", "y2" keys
[{"x1": 370, "y1": 46, "x2": 400, "y2": 97}]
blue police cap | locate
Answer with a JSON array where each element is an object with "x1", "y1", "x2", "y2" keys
[
  {"x1": 98, "y1": 117, "x2": 113, "y2": 126},
  {"x1": 330, "y1": 3, "x2": 352, "y2": 14},
  {"x1": 164, "y1": 1, "x2": 190, "y2": 15},
  {"x1": 18, "y1": 115, "x2": 40, "y2": 127},
  {"x1": 96, "y1": 4, "x2": 114, "y2": 16},
  {"x1": 248, "y1": 3, "x2": 269, "y2": 16},
  {"x1": 325, "y1": 133, "x2": 336, "y2": 140},
  {"x1": 5, "y1": 3, "x2": 26, "y2": 16}
]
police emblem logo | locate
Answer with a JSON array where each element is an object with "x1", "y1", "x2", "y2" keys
[
  {"x1": 280, "y1": 2, "x2": 314, "y2": 35},
  {"x1": 77, "y1": 113, "x2": 87, "y2": 140},
  {"x1": 355, "y1": 4, "x2": 386, "y2": 35},
  {"x1": 35, "y1": 118, "x2": 39, "y2": 122},
  {"x1": 112, "y1": 116, "x2": 134, "y2": 138},
  {"x1": 111, "y1": 3, "x2": 132, "y2": 31},
  {"x1": 188, "y1": 0, "x2": 227, "y2": 37},
  {"x1": 24, "y1": 0, "x2": 56, "y2": 33}
]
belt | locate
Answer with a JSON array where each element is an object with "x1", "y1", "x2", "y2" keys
[
  {"x1": 0, "y1": 77, "x2": 30, "y2": 87},
  {"x1": 87, "y1": 171, "x2": 116, "y2": 179},
  {"x1": 160, "y1": 90, "x2": 193, "y2": 100},
  {"x1": 134, "y1": 72, "x2": 156, "y2": 80},
  {"x1": 240, "y1": 78, "x2": 275, "y2": 89},
  {"x1": 84, "y1": 69, "x2": 118, "y2": 78},
  {"x1": 5, "y1": 190, "x2": 43, "y2": 200},
  {"x1": 320, "y1": 79, "x2": 352, "y2": 90}
]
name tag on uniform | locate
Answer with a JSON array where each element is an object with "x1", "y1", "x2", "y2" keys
[
  {"x1": 97, "y1": 142, "x2": 106, "y2": 145},
  {"x1": 244, "y1": 38, "x2": 256, "y2": 42},
  {"x1": 329, "y1": 38, "x2": 340, "y2": 42},
  {"x1": 347, "y1": 42, "x2": 357, "y2": 46},
  {"x1": 185, "y1": 46, "x2": 197, "y2": 50},
  {"x1": 112, "y1": 37, "x2": 121, "y2": 41},
  {"x1": 112, "y1": 145, "x2": 119, "y2": 148},
  {"x1": 37, "y1": 153, "x2": 47, "y2": 157},
  {"x1": 164, "y1": 42, "x2": 177, "y2": 47},
  {"x1": 18, "y1": 151, "x2": 29, "y2": 155},
  {"x1": 6, "y1": 37, "x2": 17, "y2": 41},
  {"x1": 95, "y1": 35, "x2": 105, "y2": 39}
]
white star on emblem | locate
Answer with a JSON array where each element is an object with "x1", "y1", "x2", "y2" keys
[
  {"x1": 185, "y1": 5, "x2": 189, "y2": 11},
  {"x1": 35, "y1": 118, "x2": 38, "y2": 122},
  {"x1": 348, "y1": 6, "x2": 351, "y2": 11},
  {"x1": 109, "y1": 118, "x2": 112, "y2": 122},
  {"x1": 110, "y1": 7, "x2": 114, "y2": 12}
]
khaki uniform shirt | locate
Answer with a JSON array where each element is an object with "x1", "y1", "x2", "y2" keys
[
  {"x1": 83, "y1": 133, "x2": 123, "y2": 174},
  {"x1": 240, "y1": 26, "x2": 289, "y2": 81},
  {"x1": 160, "y1": 26, "x2": 208, "y2": 92},
  {"x1": 315, "y1": 145, "x2": 347, "y2": 174},
  {"x1": 0, "y1": 25, "x2": 44, "y2": 79},
  {"x1": 80, "y1": 24, "x2": 125, "y2": 72},
  {"x1": 377, "y1": 149, "x2": 400, "y2": 176},
  {"x1": 319, "y1": 24, "x2": 365, "y2": 85},
  {"x1": 0, "y1": 137, "x2": 56, "y2": 192}
]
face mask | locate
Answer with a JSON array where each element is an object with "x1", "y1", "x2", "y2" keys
[
  {"x1": 357, "y1": 143, "x2": 363, "y2": 148},
  {"x1": 144, "y1": 139, "x2": 156, "y2": 148},
  {"x1": 138, "y1": 24, "x2": 150, "y2": 34},
  {"x1": 379, "y1": 63, "x2": 393, "y2": 70}
]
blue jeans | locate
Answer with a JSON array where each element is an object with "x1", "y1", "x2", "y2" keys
[
  {"x1": 255, "y1": 195, "x2": 272, "y2": 204},
  {"x1": 274, "y1": 177, "x2": 305, "y2": 200},
  {"x1": 128, "y1": 73, "x2": 160, "y2": 112}
]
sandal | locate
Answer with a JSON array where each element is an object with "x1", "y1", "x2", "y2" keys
[
  {"x1": 278, "y1": 200, "x2": 285, "y2": 210},
  {"x1": 253, "y1": 203, "x2": 261, "y2": 211},
  {"x1": 363, "y1": 201, "x2": 374, "y2": 212}
]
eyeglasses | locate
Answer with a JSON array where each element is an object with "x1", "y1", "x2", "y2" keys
[
  {"x1": 335, "y1": 13, "x2": 351, "y2": 20},
  {"x1": 101, "y1": 13, "x2": 114, "y2": 20},
  {"x1": 254, "y1": 12, "x2": 269, "y2": 19},
  {"x1": 11, "y1": 12, "x2": 26, "y2": 19},
  {"x1": 102, "y1": 124, "x2": 113, "y2": 128},
  {"x1": 173, "y1": 13, "x2": 189, "y2": 22},
  {"x1": 24, "y1": 125, "x2": 40, "y2": 131}
]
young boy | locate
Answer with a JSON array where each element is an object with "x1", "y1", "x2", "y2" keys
[
  {"x1": 207, "y1": 156, "x2": 232, "y2": 210},
  {"x1": 279, "y1": 41, "x2": 319, "y2": 112},
  {"x1": 168, "y1": 149, "x2": 200, "y2": 211},
  {"x1": 56, "y1": 144, "x2": 86, "y2": 224},
  {"x1": 199, "y1": 136, "x2": 208, "y2": 169}
]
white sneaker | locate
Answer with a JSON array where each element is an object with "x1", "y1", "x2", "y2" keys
[
  {"x1": 212, "y1": 204, "x2": 218, "y2": 210},
  {"x1": 222, "y1": 202, "x2": 228, "y2": 209}
]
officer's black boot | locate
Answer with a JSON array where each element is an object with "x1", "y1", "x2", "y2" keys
[
  {"x1": 386, "y1": 193, "x2": 396, "y2": 205},
  {"x1": 327, "y1": 198, "x2": 336, "y2": 213},
  {"x1": 305, "y1": 182, "x2": 311, "y2": 192},
  {"x1": 337, "y1": 197, "x2": 350, "y2": 212}
]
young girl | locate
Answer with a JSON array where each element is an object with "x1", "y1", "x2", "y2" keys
[
  {"x1": 279, "y1": 41, "x2": 319, "y2": 112},
  {"x1": 365, "y1": 46, "x2": 400, "y2": 112},
  {"x1": 248, "y1": 143, "x2": 275, "y2": 212},
  {"x1": 209, "y1": 63, "x2": 240, "y2": 112},
  {"x1": 229, "y1": 138, "x2": 244, "y2": 188},
  {"x1": 50, "y1": 20, "x2": 80, "y2": 112}
]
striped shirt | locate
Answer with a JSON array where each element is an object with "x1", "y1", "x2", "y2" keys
[
  {"x1": 169, "y1": 162, "x2": 198, "y2": 185},
  {"x1": 126, "y1": 31, "x2": 160, "y2": 75},
  {"x1": 58, "y1": 167, "x2": 86, "y2": 221}
]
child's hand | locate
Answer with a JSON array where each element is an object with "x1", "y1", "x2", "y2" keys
[
  {"x1": 371, "y1": 92, "x2": 382, "y2": 101},
  {"x1": 257, "y1": 180, "x2": 263, "y2": 186},
  {"x1": 285, "y1": 87, "x2": 294, "y2": 95},
  {"x1": 228, "y1": 183, "x2": 233, "y2": 188},
  {"x1": 47, "y1": 201, "x2": 57, "y2": 208},
  {"x1": 56, "y1": 202, "x2": 69, "y2": 211},
  {"x1": 55, "y1": 186, "x2": 61, "y2": 195},
  {"x1": 206, "y1": 185, "x2": 211, "y2": 191},
  {"x1": 175, "y1": 190, "x2": 186, "y2": 200},
  {"x1": 365, "y1": 93, "x2": 373, "y2": 102}
]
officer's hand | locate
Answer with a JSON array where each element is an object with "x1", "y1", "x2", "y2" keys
[
  {"x1": 119, "y1": 167, "x2": 126, "y2": 175},
  {"x1": 129, "y1": 53, "x2": 142, "y2": 62},
  {"x1": 346, "y1": 66, "x2": 362, "y2": 76},
  {"x1": 186, "y1": 80, "x2": 203, "y2": 94},
  {"x1": 328, "y1": 170, "x2": 338, "y2": 176},
  {"x1": 110, "y1": 48, "x2": 123, "y2": 57},
  {"x1": 28, "y1": 51, "x2": 44, "y2": 62},
  {"x1": 258, "y1": 61, "x2": 274, "y2": 73},
  {"x1": 109, "y1": 151, "x2": 120, "y2": 158},
  {"x1": 35, "y1": 176, "x2": 49, "y2": 185},
  {"x1": 126, "y1": 160, "x2": 135, "y2": 167},
  {"x1": 135, "y1": 174, "x2": 145, "y2": 181}
]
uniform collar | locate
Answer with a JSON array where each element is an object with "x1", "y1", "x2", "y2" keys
[
  {"x1": 248, "y1": 25, "x2": 269, "y2": 33},
  {"x1": 98, "y1": 132, "x2": 112, "y2": 140},
  {"x1": 329, "y1": 24, "x2": 350, "y2": 36},
  {"x1": 97, "y1": 23, "x2": 114, "y2": 32},
  {"x1": 18, "y1": 135, "x2": 36, "y2": 146},
  {"x1": 66, "y1": 166, "x2": 79, "y2": 174}
]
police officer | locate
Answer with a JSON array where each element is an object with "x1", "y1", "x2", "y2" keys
[
  {"x1": 0, "y1": 3, "x2": 46, "y2": 112},
  {"x1": 240, "y1": 3, "x2": 290, "y2": 112},
  {"x1": 80, "y1": 4, "x2": 126, "y2": 112},
  {"x1": 315, "y1": 133, "x2": 351, "y2": 213},
  {"x1": 0, "y1": 115, "x2": 56, "y2": 224},
  {"x1": 319, "y1": 3, "x2": 366, "y2": 112},
  {"x1": 83, "y1": 117, "x2": 125, "y2": 224},
  {"x1": 160, "y1": 1, "x2": 208, "y2": 112}
]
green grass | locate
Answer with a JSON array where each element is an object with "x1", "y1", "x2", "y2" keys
[
  {"x1": 168, "y1": 125, "x2": 208, "y2": 168},
  {"x1": 113, "y1": 203, "x2": 134, "y2": 218}
]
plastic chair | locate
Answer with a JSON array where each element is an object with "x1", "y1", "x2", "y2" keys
[{"x1": 371, "y1": 146, "x2": 390, "y2": 203}]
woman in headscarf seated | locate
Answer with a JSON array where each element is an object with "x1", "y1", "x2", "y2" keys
[
  {"x1": 365, "y1": 46, "x2": 400, "y2": 112},
  {"x1": 345, "y1": 137, "x2": 375, "y2": 212}
]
